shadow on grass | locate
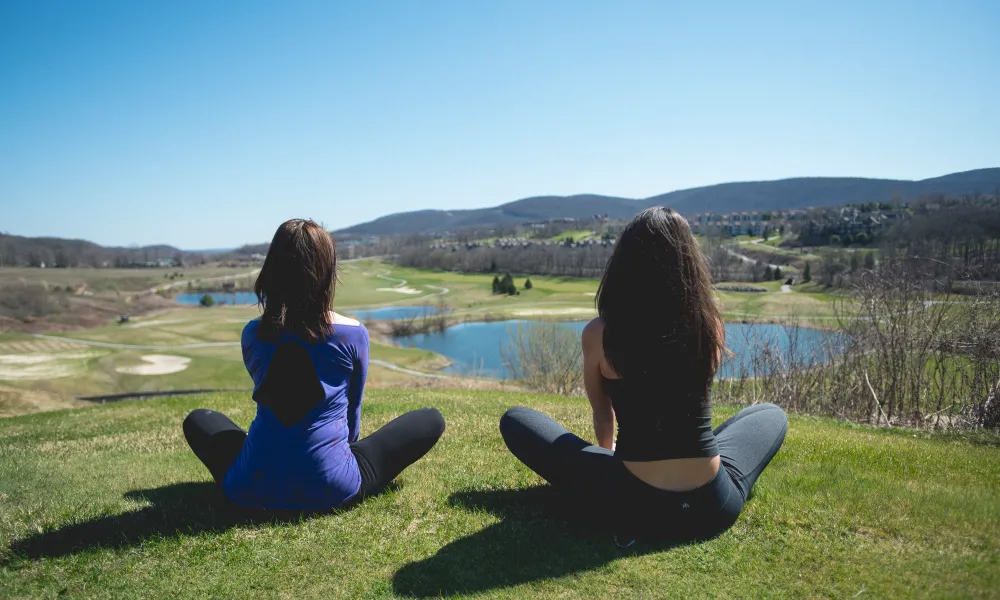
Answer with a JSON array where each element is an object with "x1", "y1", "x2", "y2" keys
[
  {"x1": 3, "y1": 481, "x2": 398, "y2": 562},
  {"x1": 392, "y1": 486, "x2": 700, "y2": 598}
]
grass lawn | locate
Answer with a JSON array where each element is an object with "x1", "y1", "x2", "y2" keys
[
  {"x1": 1, "y1": 390, "x2": 997, "y2": 598},
  {"x1": 547, "y1": 230, "x2": 596, "y2": 243}
]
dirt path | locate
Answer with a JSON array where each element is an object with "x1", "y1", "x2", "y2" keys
[
  {"x1": 369, "y1": 359, "x2": 452, "y2": 379},
  {"x1": 374, "y1": 272, "x2": 450, "y2": 303},
  {"x1": 722, "y1": 245, "x2": 782, "y2": 270}
]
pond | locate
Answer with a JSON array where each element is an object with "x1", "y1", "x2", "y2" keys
[
  {"x1": 345, "y1": 305, "x2": 443, "y2": 322},
  {"x1": 172, "y1": 294, "x2": 442, "y2": 322},
  {"x1": 394, "y1": 320, "x2": 836, "y2": 379},
  {"x1": 176, "y1": 292, "x2": 258, "y2": 305}
]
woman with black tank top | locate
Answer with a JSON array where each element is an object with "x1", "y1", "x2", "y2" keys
[{"x1": 499, "y1": 207, "x2": 788, "y2": 540}]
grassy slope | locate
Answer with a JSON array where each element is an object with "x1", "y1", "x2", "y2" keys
[{"x1": 1, "y1": 390, "x2": 997, "y2": 599}]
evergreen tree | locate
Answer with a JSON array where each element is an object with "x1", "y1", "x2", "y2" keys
[
  {"x1": 850, "y1": 253, "x2": 860, "y2": 273},
  {"x1": 524, "y1": 278, "x2": 533, "y2": 290},
  {"x1": 863, "y1": 252, "x2": 876, "y2": 270},
  {"x1": 764, "y1": 265, "x2": 774, "y2": 280},
  {"x1": 500, "y1": 272, "x2": 516, "y2": 295},
  {"x1": 774, "y1": 267, "x2": 783, "y2": 280},
  {"x1": 491, "y1": 275, "x2": 500, "y2": 294},
  {"x1": 199, "y1": 294, "x2": 215, "y2": 307},
  {"x1": 803, "y1": 262, "x2": 812, "y2": 282}
]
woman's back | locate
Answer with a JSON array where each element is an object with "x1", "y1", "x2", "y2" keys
[
  {"x1": 224, "y1": 314, "x2": 369, "y2": 509},
  {"x1": 183, "y1": 218, "x2": 444, "y2": 513},
  {"x1": 500, "y1": 208, "x2": 787, "y2": 540},
  {"x1": 583, "y1": 317, "x2": 721, "y2": 491}
]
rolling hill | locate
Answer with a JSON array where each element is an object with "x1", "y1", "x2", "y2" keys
[
  {"x1": 0, "y1": 233, "x2": 186, "y2": 268},
  {"x1": 337, "y1": 168, "x2": 1000, "y2": 235}
]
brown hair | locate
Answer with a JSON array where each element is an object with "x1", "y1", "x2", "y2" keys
[
  {"x1": 596, "y1": 207, "x2": 725, "y2": 397},
  {"x1": 254, "y1": 219, "x2": 337, "y2": 343}
]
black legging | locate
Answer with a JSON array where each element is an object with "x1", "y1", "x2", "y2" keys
[
  {"x1": 183, "y1": 407, "x2": 445, "y2": 502},
  {"x1": 499, "y1": 403, "x2": 788, "y2": 540}
]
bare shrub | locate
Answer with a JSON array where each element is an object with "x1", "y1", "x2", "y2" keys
[
  {"x1": 717, "y1": 259, "x2": 1000, "y2": 431},
  {"x1": 714, "y1": 316, "x2": 838, "y2": 416},
  {"x1": 500, "y1": 321, "x2": 583, "y2": 395},
  {"x1": 0, "y1": 285, "x2": 69, "y2": 320},
  {"x1": 386, "y1": 311, "x2": 450, "y2": 337}
]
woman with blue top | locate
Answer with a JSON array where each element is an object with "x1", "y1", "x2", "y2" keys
[
  {"x1": 183, "y1": 219, "x2": 445, "y2": 510},
  {"x1": 500, "y1": 207, "x2": 788, "y2": 540}
]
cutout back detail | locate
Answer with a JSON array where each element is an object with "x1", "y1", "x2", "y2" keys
[{"x1": 254, "y1": 341, "x2": 326, "y2": 427}]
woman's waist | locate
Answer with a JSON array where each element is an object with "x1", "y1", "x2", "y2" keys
[{"x1": 620, "y1": 455, "x2": 721, "y2": 493}]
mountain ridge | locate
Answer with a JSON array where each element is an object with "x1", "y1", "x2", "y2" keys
[{"x1": 337, "y1": 168, "x2": 1000, "y2": 236}]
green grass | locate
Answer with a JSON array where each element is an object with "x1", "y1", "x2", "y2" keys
[
  {"x1": 1, "y1": 390, "x2": 997, "y2": 598},
  {"x1": 547, "y1": 230, "x2": 596, "y2": 243}
]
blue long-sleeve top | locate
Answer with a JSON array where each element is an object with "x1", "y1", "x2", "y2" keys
[{"x1": 223, "y1": 315, "x2": 369, "y2": 509}]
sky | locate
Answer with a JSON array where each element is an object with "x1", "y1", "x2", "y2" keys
[{"x1": 1, "y1": 1, "x2": 999, "y2": 249}]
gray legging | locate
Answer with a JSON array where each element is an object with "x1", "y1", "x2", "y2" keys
[{"x1": 499, "y1": 403, "x2": 788, "y2": 540}]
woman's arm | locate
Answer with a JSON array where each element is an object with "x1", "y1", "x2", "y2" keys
[
  {"x1": 346, "y1": 327, "x2": 369, "y2": 443},
  {"x1": 582, "y1": 318, "x2": 615, "y2": 450}
]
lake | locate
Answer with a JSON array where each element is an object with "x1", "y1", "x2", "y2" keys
[
  {"x1": 176, "y1": 292, "x2": 258, "y2": 305},
  {"x1": 173, "y1": 295, "x2": 441, "y2": 323},
  {"x1": 394, "y1": 320, "x2": 835, "y2": 379},
  {"x1": 345, "y1": 305, "x2": 443, "y2": 322}
]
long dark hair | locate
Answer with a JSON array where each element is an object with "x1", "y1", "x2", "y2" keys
[
  {"x1": 254, "y1": 219, "x2": 338, "y2": 343},
  {"x1": 596, "y1": 207, "x2": 724, "y2": 396}
]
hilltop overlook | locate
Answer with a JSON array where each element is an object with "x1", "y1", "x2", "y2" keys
[{"x1": 1, "y1": 389, "x2": 997, "y2": 598}]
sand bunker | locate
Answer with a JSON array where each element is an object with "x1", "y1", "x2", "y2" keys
[
  {"x1": 512, "y1": 307, "x2": 596, "y2": 316},
  {"x1": 376, "y1": 286, "x2": 422, "y2": 294},
  {"x1": 116, "y1": 355, "x2": 191, "y2": 376},
  {"x1": 0, "y1": 351, "x2": 104, "y2": 381},
  {"x1": 583, "y1": 292, "x2": 596, "y2": 296}
]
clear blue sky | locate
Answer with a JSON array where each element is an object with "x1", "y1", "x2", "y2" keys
[{"x1": 2, "y1": 0, "x2": 998, "y2": 249}]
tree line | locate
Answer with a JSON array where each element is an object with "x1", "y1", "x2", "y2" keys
[{"x1": 394, "y1": 244, "x2": 615, "y2": 278}]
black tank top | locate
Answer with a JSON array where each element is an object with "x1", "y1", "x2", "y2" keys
[{"x1": 607, "y1": 378, "x2": 719, "y2": 461}]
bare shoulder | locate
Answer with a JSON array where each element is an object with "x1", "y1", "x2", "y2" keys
[
  {"x1": 582, "y1": 317, "x2": 619, "y2": 379},
  {"x1": 582, "y1": 317, "x2": 605, "y2": 346},
  {"x1": 330, "y1": 312, "x2": 361, "y2": 327}
]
